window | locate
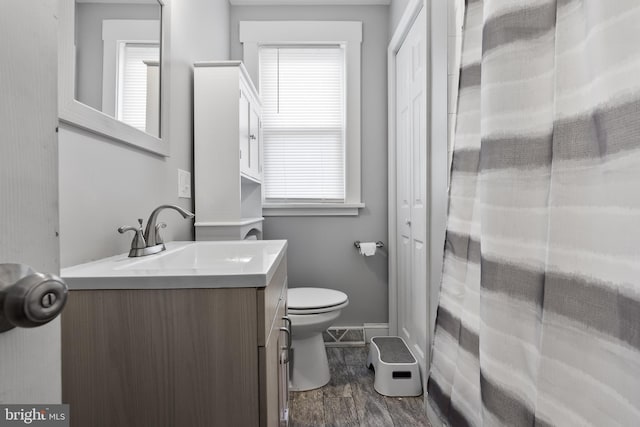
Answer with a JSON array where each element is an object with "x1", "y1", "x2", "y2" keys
[
  {"x1": 259, "y1": 46, "x2": 345, "y2": 202},
  {"x1": 240, "y1": 21, "x2": 363, "y2": 216},
  {"x1": 117, "y1": 43, "x2": 159, "y2": 132},
  {"x1": 101, "y1": 19, "x2": 161, "y2": 137}
]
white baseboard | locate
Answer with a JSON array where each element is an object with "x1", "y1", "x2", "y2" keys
[{"x1": 364, "y1": 323, "x2": 389, "y2": 342}]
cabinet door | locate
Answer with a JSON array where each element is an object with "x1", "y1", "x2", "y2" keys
[
  {"x1": 278, "y1": 313, "x2": 290, "y2": 426},
  {"x1": 239, "y1": 90, "x2": 250, "y2": 175},
  {"x1": 249, "y1": 103, "x2": 261, "y2": 181},
  {"x1": 259, "y1": 300, "x2": 288, "y2": 427}
]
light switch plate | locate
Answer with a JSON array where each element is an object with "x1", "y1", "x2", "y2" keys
[{"x1": 178, "y1": 169, "x2": 191, "y2": 198}]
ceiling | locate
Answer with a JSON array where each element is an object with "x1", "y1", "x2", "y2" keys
[{"x1": 229, "y1": 0, "x2": 391, "y2": 6}]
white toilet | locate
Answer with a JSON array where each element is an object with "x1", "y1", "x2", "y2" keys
[{"x1": 287, "y1": 287, "x2": 349, "y2": 391}]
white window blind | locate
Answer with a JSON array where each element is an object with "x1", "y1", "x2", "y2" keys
[
  {"x1": 117, "y1": 43, "x2": 159, "y2": 132},
  {"x1": 259, "y1": 46, "x2": 346, "y2": 202}
]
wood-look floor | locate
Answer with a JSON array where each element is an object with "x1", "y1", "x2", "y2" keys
[{"x1": 289, "y1": 346, "x2": 432, "y2": 427}]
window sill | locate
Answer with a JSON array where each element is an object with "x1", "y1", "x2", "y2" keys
[{"x1": 262, "y1": 202, "x2": 365, "y2": 216}]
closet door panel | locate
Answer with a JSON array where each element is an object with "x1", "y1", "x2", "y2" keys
[{"x1": 395, "y1": 7, "x2": 428, "y2": 376}]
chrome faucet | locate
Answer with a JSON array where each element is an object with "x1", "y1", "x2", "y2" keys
[{"x1": 118, "y1": 204, "x2": 195, "y2": 257}]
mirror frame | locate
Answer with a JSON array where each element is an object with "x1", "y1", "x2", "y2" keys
[{"x1": 58, "y1": 0, "x2": 170, "y2": 157}]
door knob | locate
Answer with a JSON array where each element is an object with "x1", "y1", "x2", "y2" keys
[{"x1": 0, "y1": 263, "x2": 68, "y2": 333}]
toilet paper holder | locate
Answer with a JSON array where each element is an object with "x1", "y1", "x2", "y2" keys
[{"x1": 354, "y1": 241, "x2": 384, "y2": 249}]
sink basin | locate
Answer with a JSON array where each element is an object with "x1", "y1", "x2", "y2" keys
[{"x1": 61, "y1": 240, "x2": 287, "y2": 289}]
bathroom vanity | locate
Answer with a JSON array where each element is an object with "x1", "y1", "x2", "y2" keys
[{"x1": 60, "y1": 241, "x2": 289, "y2": 427}]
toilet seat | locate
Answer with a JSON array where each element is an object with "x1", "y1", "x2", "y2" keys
[{"x1": 288, "y1": 287, "x2": 349, "y2": 315}]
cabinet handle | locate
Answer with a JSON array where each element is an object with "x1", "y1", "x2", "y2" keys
[
  {"x1": 282, "y1": 316, "x2": 291, "y2": 332},
  {"x1": 279, "y1": 326, "x2": 291, "y2": 364},
  {"x1": 249, "y1": 134, "x2": 257, "y2": 140}
]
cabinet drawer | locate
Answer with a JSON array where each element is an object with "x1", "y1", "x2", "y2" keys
[{"x1": 257, "y1": 256, "x2": 287, "y2": 347}]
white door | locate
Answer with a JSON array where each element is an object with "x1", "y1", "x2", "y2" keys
[
  {"x1": 0, "y1": 0, "x2": 62, "y2": 403},
  {"x1": 249, "y1": 102, "x2": 261, "y2": 180},
  {"x1": 239, "y1": 90, "x2": 251, "y2": 176},
  {"x1": 395, "y1": 7, "x2": 428, "y2": 377}
]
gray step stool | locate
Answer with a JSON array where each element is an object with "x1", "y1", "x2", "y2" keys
[{"x1": 367, "y1": 336, "x2": 422, "y2": 397}]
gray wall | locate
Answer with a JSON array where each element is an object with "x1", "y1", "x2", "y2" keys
[
  {"x1": 390, "y1": 0, "x2": 410, "y2": 34},
  {"x1": 59, "y1": 0, "x2": 230, "y2": 267},
  {"x1": 230, "y1": 5, "x2": 390, "y2": 326},
  {"x1": 75, "y1": 3, "x2": 159, "y2": 111}
]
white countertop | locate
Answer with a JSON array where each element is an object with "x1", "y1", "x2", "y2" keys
[{"x1": 61, "y1": 240, "x2": 287, "y2": 290}]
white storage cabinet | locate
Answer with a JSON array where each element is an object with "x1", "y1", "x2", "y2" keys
[{"x1": 194, "y1": 61, "x2": 263, "y2": 240}]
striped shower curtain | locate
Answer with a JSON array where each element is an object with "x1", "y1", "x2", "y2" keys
[{"x1": 427, "y1": 0, "x2": 640, "y2": 425}]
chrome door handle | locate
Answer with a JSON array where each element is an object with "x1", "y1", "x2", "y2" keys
[
  {"x1": 281, "y1": 316, "x2": 293, "y2": 365},
  {"x1": 280, "y1": 326, "x2": 291, "y2": 364},
  {"x1": 0, "y1": 263, "x2": 68, "y2": 333},
  {"x1": 282, "y1": 315, "x2": 291, "y2": 332}
]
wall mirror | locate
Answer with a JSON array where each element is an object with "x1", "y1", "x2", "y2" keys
[{"x1": 59, "y1": 0, "x2": 170, "y2": 156}]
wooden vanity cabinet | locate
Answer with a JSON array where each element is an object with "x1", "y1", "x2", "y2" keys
[{"x1": 61, "y1": 257, "x2": 289, "y2": 427}]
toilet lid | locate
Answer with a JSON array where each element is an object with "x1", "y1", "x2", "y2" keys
[{"x1": 288, "y1": 287, "x2": 348, "y2": 312}]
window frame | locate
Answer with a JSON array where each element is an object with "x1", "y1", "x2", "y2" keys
[{"x1": 240, "y1": 21, "x2": 364, "y2": 216}]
